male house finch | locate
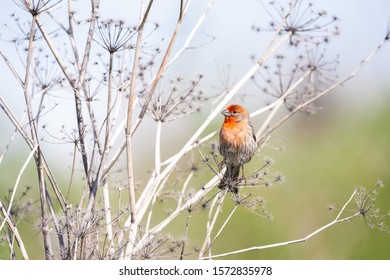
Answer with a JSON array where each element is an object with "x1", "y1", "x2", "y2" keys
[{"x1": 218, "y1": 104, "x2": 257, "y2": 193}]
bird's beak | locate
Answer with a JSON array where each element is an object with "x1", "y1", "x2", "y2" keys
[{"x1": 221, "y1": 109, "x2": 230, "y2": 117}]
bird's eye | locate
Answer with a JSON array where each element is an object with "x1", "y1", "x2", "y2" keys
[{"x1": 232, "y1": 110, "x2": 237, "y2": 114}]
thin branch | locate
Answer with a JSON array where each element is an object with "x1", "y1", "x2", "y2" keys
[
  {"x1": 133, "y1": 172, "x2": 219, "y2": 254},
  {"x1": 0, "y1": 50, "x2": 24, "y2": 86},
  {"x1": 180, "y1": 210, "x2": 192, "y2": 260},
  {"x1": 0, "y1": 201, "x2": 29, "y2": 260},
  {"x1": 199, "y1": 190, "x2": 227, "y2": 258},
  {"x1": 102, "y1": 179, "x2": 115, "y2": 258},
  {"x1": 78, "y1": 0, "x2": 100, "y2": 85},
  {"x1": 200, "y1": 189, "x2": 360, "y2": 259},
  {"x1": 263, "y1": 37, "x2": 389, "y2": 139},
  {"x1": 166, "y1": 0, "x2": 214, "y2": 69},
  {"x1": 0, "y1": 145, "x2": 37, "y2": 232},
  {"x1": 176, "y1": 171, "x2": 194, "y2": 210},
  {"x1": 154, "y1": 120, "x2": 162, "y2": 175},
  {"x1": 256, "y1": 69, "x2": 311, "y2": 140},
  {"x1": 0, "y1": 97, "x2": 66, "y2": 210},
  {"x1": 35, "y1": 14, "x2": 92, "y2": 190},
  {"x1": 124, "y1": 0, "x2": 155, "y2": 258},
  {"x1": 131, "y1": 0, "x2": 188, "y2": 134},
  {"x1": 210, "y1": 204, "x2": 239, "y2": 248}
]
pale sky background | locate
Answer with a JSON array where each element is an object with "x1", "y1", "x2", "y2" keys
[
  {"x1": 0, "y1": 0, "x2": 389, "y2": 162},
  {"x1": 1, "y1": 1, "x2": 389, "y2": 107}
]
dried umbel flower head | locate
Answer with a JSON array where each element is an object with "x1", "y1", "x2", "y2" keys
[
  {"x1": 253, "y1": 45, "x2": 339, "y2": 114},
  {"x1": 16, "y1": 0, "x2": 62, "y2": 16},
  {"x1": 354, "y1": 182, "x2": 390, "y2": 233},
  {"x1": 144, "y1": 74, "x2": 208, "y2": 122},
  {"x1": 258, "y1": 0, "x2": 339, "y2": 46},
  {"x1": 95, "y1": 19, "x2": 135, "y2": 53}
]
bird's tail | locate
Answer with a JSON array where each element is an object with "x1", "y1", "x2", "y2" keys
[{"x1": 218, "y1": 164, "x2": 240, "y2": 193}]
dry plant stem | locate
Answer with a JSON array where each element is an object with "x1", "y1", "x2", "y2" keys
[
  {"x1": 0, "y1": 201, "x2": 29, "y2": 260},
  {"x1": 124, "y1": 6, "x2": 190, "y2": 233},
  {"x1": 78, "y1": 0, "x2": 100, "y2": 84},
  {"x1": 0, "y1": 97, "x2": 66, "y2": 210},
  {"x1": 108, "y1": 95, "x2": 123, "y2": 149},
  {"x1": 66, "y1": 143, "x2": 78, "y2": 200},
  {"x1": 102, "y1": 0, "x2": 206, "y2": 172},
  {"x1": 23, "y1": 19, "x2": 38, "y2": 147},
  {"x1": 45, "y1": 189, "x2": 66, "y2": 258},
  {"x1": 38, "y1": 5, "x2": 99, "y2": 240},
  {"x1": 202, "y1": 194, "x2": 220, "y2": 258},
  {"x1": 86, "y1": 99, "x2": 104, "y2": 156},
  {"x1": 210, "y1": 204, "x2": 238, "y2": 248},
  {"x1": 104, "y1": 53, "x2": 114, "y2": 158},
  {"x1": 0, "y1": 50, "x2": 23, "y2": 86},
  {"x1": 77, "y1": 0, "x2": 100, "y2": 198},
  {"x1": 79, "y1": 1, "x2": 103, "y2": 157},
  {"x1": 0, "y1": 69, "x2": 65, "y2": 216},
  {"x1": 256, "y1": 69, "x2": 311, "y2": 140},
  {"x1": 23, "y1": 17, "x2": 53, "y2": 260},
  {"x1": 155, "y1": 120, "x2": 162, "y2": 175},
  {"x1": 161, "y1": 131, "x2": 218, "y2": 167},
  {"x1": 133, "y1": 173, "x2": 219, "y2": 253},
  {"x1": 0, "y1": 125, "x2": 19, "y2": 164},
  {"x1": 92, "y1": 53, "x2": 115, "y2": 237},
  {"x1": 0, "y1": 146, "x2": 37, "y2": 232},
  {"x1": 201, "y1": 189, "x2": 359, "y2": 259},
  {"x1": 124, "y1": 0, "x2": 155, "y2": 258},
  {"x1": 199, "y1": 190, "x2": 227, "y2": 258},
  {"x1": 102, "y1": 179, "x2": 115, "y2": 258},
  {"x1": 73, "y1": 238, "x2": 79, "y2": 260},
  {"x1": 118, "y1": 0, "x2": 205, "y2": 93},
  {"x1": 126, "y1": 0, "x2": 187, "y2": 256},
  {"x1": 67, "y1": 0, "x2": 81, "y2": 70},
  {"x1": 176, "y1": 171, "x2": 194, "y2": 210},
  {"x1": 36, "y1": 151, "x2": 53, "y2": 259},
  {"x1": 133, "y1": 0, "x2": 187, "y2": 133},
  {"x1": 264, "y1": 38, "x2": 388, "y2": 139},
  {"x1": 165, "y1": 0, "x2": 213, "y2": 69},
  {"x1": 35, "y1": 16, "x2": 91, "y2": 189},
  {"x1": 180, "y1": 211, "x2": 192, "y2": 260},
  {"x1": 144, "y1": 168, "x2": 194, "y2": 233},
  {"x1": 144, "y1": 167, "x2": 173, "y2": 235}
]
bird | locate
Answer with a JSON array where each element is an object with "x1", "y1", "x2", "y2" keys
[{"x1": 218, "y1": 104, "x2": 257, "y2": 193}]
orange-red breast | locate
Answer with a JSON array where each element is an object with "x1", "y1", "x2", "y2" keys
[{"x1": 218, "y1": 104, "x2": 256, "y2": 193}]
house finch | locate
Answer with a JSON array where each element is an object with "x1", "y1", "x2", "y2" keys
[{"x1": 218, "y1": 104, "x2": 257, "y2": 193}]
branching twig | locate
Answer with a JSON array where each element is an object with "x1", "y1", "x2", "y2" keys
[
  {"x1": 0, "y1": 145, "x2": 37, "y2": 233},
  {"x1": 124, "y1": 0, "x2": 155, "y2": 258},
  {"x1": 200, "y1": 189, "x2": 360, "y2": 259},
  {"x1": 0, "y1": 201, "x2": 29, "y2": 260},
  {"x1": 199, "y1": 190, "x2": 227, "y2": 258},
  {"x1": 262, "y1": 36, "x2": 389, "y2": 139}
]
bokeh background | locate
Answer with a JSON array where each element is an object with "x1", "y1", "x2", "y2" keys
[{"x1": 0, "y1": 0, "x2": 389, "y2": 259}]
